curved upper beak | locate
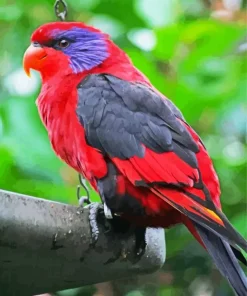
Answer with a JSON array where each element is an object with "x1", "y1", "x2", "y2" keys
[{"x1": 23, "y1": 44, "x2": 47, "y2": 77}]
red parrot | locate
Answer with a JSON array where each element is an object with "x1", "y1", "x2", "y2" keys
[{"x1": 23, "y1": 22, "x2": 247, "y2": 295}]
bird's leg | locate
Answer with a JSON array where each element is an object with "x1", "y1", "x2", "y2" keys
[
  {"x1": 134, "y1": 226, "x2": 147, "y2": 259},
  {"x1": 77, "y1": 174, "x2": 91, "y2": 207},
  {"x1": 104, "y1": 202, "x2": 113, "y2": 220},
  {"x1": 76, "y1": 175, "x2": 114, "y2": 245}
]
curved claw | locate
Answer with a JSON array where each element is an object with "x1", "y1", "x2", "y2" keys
[
  {"x1": 104, "y1": 203, "x2": 113, "y2": 219},
  {"x1": 77, "y1": 174, "x2": 91, "y2": 206},
  {"x1": 78, "y1": 195, "x2": 91, "y2": 207}
]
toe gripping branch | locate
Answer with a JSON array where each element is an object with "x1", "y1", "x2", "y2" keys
[
  {"x1": 76, "y1": 175, "x2": 112, "y2": 245},
  {"x1": 76, "y1": 174, "x2": 147, "y2": 260},
  {"x1": 87, "y1": 203, "x2": 114, "y2": 246},
  {"x1": 87, "y1": 203, "x2": 147, "y2": 261}
]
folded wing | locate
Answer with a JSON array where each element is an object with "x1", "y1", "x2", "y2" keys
[{"x1": 76, "y1": 73, "x2": 247, "y2": 253}]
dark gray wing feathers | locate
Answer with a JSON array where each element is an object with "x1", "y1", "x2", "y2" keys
[{"x1": 76, "y1": 74, "x2": 199, "y2": 166}]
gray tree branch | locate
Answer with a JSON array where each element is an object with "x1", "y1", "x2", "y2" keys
[{"x1": 0, "y1": 190, "x2": 166, "y2": 296}]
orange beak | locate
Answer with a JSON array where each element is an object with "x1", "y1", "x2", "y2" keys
[{"x1": 23, "y1": 44, "x2": 47, "y2": 77}]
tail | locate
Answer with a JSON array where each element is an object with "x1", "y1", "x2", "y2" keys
[
  {"x1": 149, "y1": 186, "x2": 247, "y2": 253},
  {"x1": 193, "y1": 221, "x2": 247, "y2": 296}
]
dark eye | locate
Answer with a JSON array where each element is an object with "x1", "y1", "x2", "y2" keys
[{"x1": 58, "y1": 39, "x2": 70, "y2": 48}]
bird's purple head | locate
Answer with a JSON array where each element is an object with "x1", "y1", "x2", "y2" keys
[
  {"x1": 29, "y1": 22, "x2": 109, "y2": 74},
  {"x1": 49, "y1": 27, "x2": 109, "y2": 73}
]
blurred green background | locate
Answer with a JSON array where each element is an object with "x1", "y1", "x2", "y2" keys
[{"x1": 0, "y1": 0, "x2": 246, "y2": 295}]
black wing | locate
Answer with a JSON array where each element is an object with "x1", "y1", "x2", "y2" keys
[{"x1": 76, "y1": 74, "x2": 199, "y2": 169}]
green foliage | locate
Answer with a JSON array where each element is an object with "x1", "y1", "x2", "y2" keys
[{"x1": 0, "y1": 0, "x2": 246, "y2": 295}]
